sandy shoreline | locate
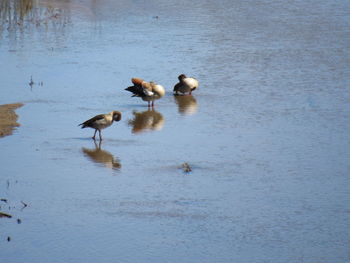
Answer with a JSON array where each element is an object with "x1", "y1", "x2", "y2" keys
[{"x1": 0, "y1": 103, "x2": 23, "y2": 138}]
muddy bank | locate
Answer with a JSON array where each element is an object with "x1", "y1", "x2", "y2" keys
[{"x1": 0, "y1": 103, "x2": 23, "y2": 138}]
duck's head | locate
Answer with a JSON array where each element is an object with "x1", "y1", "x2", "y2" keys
[
  {"x1": 152, "y1": 84, "x2": 165, "y2": 97},
  {"x1": 178, "y1": 74, "x2": 187, "y2": 81},
  {"x1": 112, "y1": 111, "x2": 122, "y2": 122}
]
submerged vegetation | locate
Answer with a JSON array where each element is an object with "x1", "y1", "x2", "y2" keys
[
  {"x1": 0, "y1": 0, "x2": 34, "y2": 22},
  {"x1": 0, "y1": 0, "x2": 70, "y2": 35}
]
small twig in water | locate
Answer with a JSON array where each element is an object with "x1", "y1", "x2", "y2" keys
[
  {"x1": 0, "y1": 211, "x2": 12, "y2": 218},
  {"x1": 21, "y1": 201, "x2": 28, "y2": 209},
  {"x1": 29, "y1": 75, "x2": 34, "y2": 90}
]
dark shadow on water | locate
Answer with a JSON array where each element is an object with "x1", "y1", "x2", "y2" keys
[
  {"x1": 128, "y1": 109, "x2": 164, "y2": 134},
  {"x1": 173, "y1": 94, "x2": 198, "y2": 116},
  {"x1": 124, "y1": 104, "x2": 155, "y2": 109},
  {"x1": 73, "y1": 137, "x2": 95, "y2": 141},
  {"x1": 71, "y1": 137, "x2": 139, "y2": 146},
  {"x1": 82, "y1": 140, "x2": 121, "y2": 171}
]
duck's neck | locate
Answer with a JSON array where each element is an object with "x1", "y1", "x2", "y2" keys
[{"x1": 178, "y1": 74, "x2": 186, "y2": 82}]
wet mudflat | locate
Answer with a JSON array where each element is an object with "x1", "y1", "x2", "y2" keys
[
  {"x1": 1, "y1": 0, "x2": 350, "y2": 262},
  {"x1": 0, "y1": 103, "x2": 23, "y2": 137}
]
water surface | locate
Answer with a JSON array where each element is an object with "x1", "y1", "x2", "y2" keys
[{"x1": 1, "y1": 0, "x2": 350, "y2": 262}]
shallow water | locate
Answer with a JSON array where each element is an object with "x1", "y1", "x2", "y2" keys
[{"x1": 1, "y1": 0, "x2": 350, "y2": 262}]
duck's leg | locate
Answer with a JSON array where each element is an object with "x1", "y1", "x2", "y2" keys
[
  {"x1": 92, "y1": 129, "x2": 98, "y2": 140},
  {"x1": 151, "y1": 101, "x2": 155, "y2": 107},
  {"x1": 98, "y1": 130, "x2": 102, "y2": 141},
  {"x1": 189, "y1": 87, "x2": 196, "y2": 95}
]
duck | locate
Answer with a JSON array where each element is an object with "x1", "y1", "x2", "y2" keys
[
  {"x1": 125, "y1": 78, "x2": 165, "y2": 107},
  {"x1": 173, "y1": 74, "x2": 199, "y2": 95},
  {"x1": 79, "y1": 111, "x2": 122, "y2": 140}
]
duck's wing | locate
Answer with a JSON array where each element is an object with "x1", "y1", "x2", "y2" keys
[
  {"x1": 131, "y1": 78, "x2": 144, "y2": 86},
  {"x1": 125, "y1": 78, "x2": 146, "y2": 97},
  {"x1": 79, "y1": 114, "x2": 105, "y2": 128},
  {"x1": 143, "y1": 88, "x2": 154, "y2": 97},
  {"x1": 142, "y1": 82, "x2": 155, "y2": 96},
  {"x1": 125, "y1": 85, "x2": 155, "y2": 97},
  {"x1": 125, "y1": 85, "x2": 145, "y2": 97},
  {"x1": 173, "y1": 82, "x2": 181, "y2": 92},
  {"x1": 184, "y1": 78, "x2": 198, "y2": 88}
]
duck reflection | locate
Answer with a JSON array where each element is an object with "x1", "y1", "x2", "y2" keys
[
  {"x1": 173, "y1": 95, "x2": 198, "y2": 115},
  {"x1": 128, "y1": 109, "x2": 164, "y2": 134},
  {"x1": 82, "y1": 140, "x2": 121, "y2": 170}
]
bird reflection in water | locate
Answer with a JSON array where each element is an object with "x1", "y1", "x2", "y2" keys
[
  {"x1": 82, "y1": 140, "x2": 121, "y2": 170},
  {"x1": 128, "y1": 109, "x2": 164, "y2": 134},
  {"x1": 173, "y1": 95, "x2": 198, "y2": 115}
]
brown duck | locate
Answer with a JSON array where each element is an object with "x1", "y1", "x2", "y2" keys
[{"x1": 125, "y1": 78, "x2": 165, "y2": 107}]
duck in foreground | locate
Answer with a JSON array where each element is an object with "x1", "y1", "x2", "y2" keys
[
  {"x1": 173, "y1": 74, "x2": 199, "y2": 95},
  {"x1": 79, "y1": 111, "x2": 122, "y2": 140},
  {"x1": 125, "y1": 78, "x2": 165, "y2": 107}
]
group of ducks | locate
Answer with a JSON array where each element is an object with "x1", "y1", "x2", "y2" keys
[{"x1": 79, "y1": 74, "x2": 199, "y2": 140}]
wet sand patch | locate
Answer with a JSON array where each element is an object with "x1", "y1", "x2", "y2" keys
[{"x1": 0, "y1": 103, "x2": 23, "y2": 138}]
